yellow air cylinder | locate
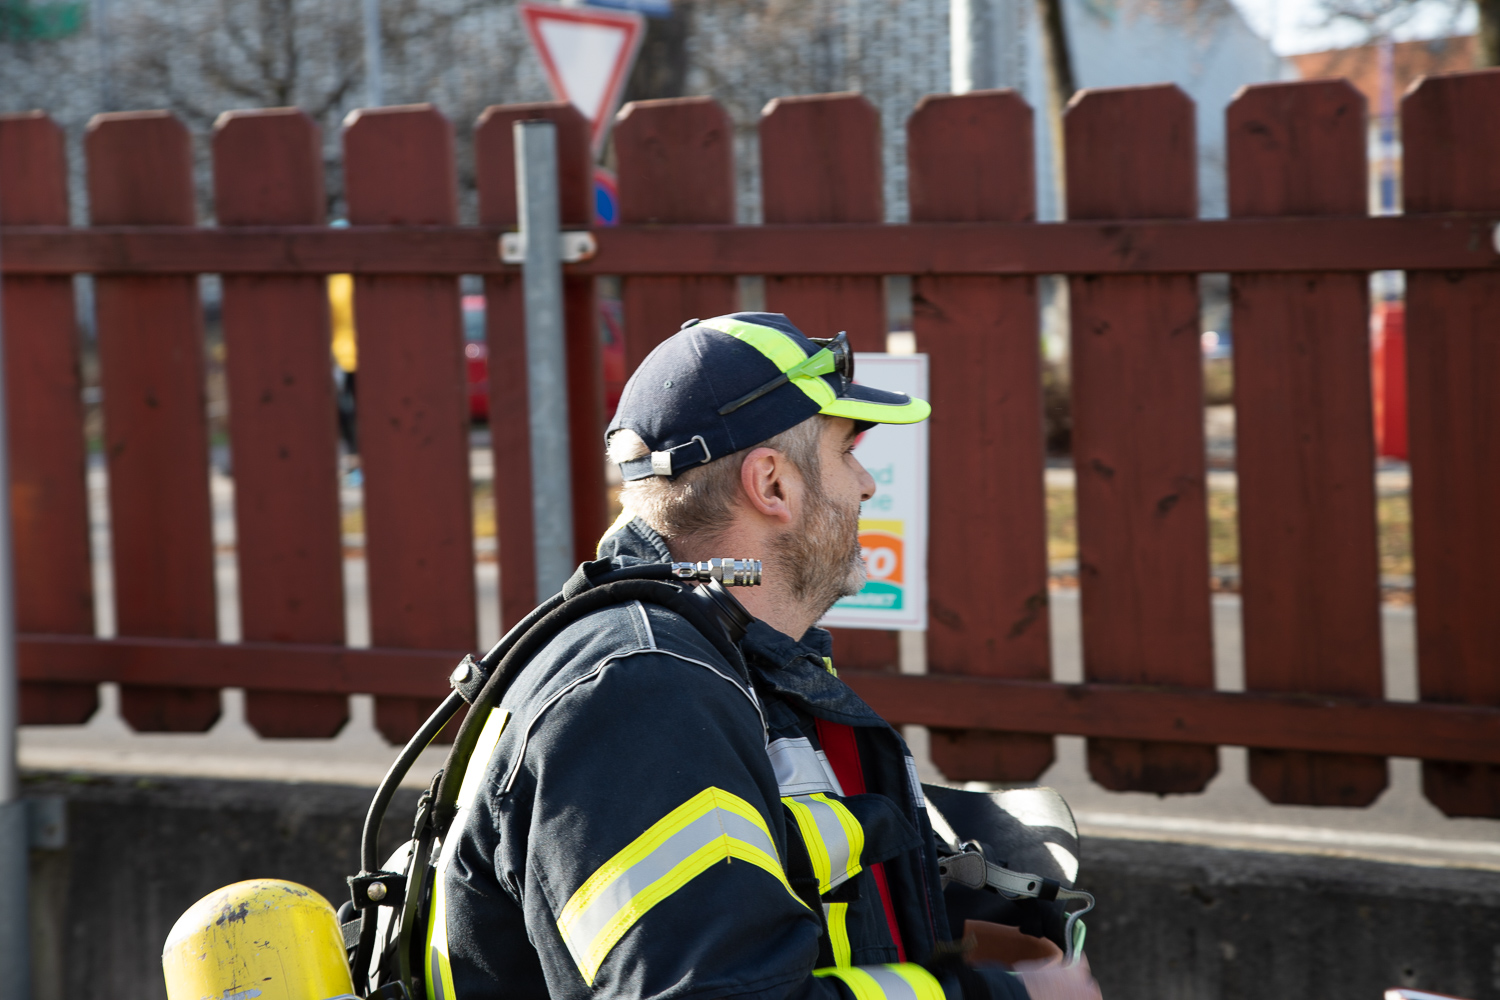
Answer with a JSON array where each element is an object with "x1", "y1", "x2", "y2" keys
[{"x1": 163, "y1": 879, "x2": 356, "y2": 1000}]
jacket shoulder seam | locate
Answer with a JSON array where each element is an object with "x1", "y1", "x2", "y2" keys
[{"x1": 500, "y1": 647, "x2": 767, "y2": 794}]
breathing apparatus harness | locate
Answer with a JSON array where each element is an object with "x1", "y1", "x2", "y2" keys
[
  {"x1": 341, "y1": 556, "x2": 1094, "y2": 999},
  {"x1": 341, "y1": 557, "x2": 763, "y2": 999}
]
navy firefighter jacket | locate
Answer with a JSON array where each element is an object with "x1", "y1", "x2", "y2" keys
[{"x1": 427, "y1": 516, "x2": 1029, "y2": 1000}]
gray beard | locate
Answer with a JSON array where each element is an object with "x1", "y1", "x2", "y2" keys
[{"x1": 773, "y1": 478, "x2": 866, "y2": 623}]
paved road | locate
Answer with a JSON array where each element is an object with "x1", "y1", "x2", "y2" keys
[{"x1": 26, "y1": 457, "x2": 1497, "y2": 871}]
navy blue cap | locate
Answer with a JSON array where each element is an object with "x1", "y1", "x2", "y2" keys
[{"x1": 607, "y1": 313, "x2": 930, "y2": 480}]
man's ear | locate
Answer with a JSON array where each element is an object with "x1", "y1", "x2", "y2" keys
[{"x1": 739, "y1": 446, "x2": 798, "y2": 524}]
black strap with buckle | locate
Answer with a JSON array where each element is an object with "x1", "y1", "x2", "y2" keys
[{"x1": 619, "y1": 435, "x2": 714, "y2": 480}]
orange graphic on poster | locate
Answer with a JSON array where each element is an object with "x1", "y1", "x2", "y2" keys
[{"x1": 859, "y1": 522, "x2": 904, "y2": 585}]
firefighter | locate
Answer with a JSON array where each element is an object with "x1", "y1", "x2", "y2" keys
[{"x1": 428, "y1": 314, "x2": 1102, "y2": 1000}]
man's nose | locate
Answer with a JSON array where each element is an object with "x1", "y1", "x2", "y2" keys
[{"x1": 857, "y1": 463, "x2": 876, "y2": 502}]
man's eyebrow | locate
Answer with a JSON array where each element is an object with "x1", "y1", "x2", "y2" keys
[{"x1": 843, "y1": 426, "x2": 860, "y2": 443}]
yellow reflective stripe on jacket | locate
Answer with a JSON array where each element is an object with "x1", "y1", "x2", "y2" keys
[
  {"x1": 825, "y1": 900, "x2": 853, "y2": 967},
  {"x1": 426, "y1": 707, "x2": 511, "y2": 1000},
  {"x1": 425, "y1": 868, "x2": 458, "y2": 1000},
  {"x1": 815, "y1": 964, "x2": 946, "y2": 1000},
  {"x1": 557, "y1": 786, "x2": 807, "y2": 986},
  {"x1": 597, "y1": 506, "x2": 636, "y2": 557},
  {"x1": 697, "y1": 317, "x2": 839, "y2": 409},
  {"x1": 457, "y1": 707, "x2": 511, "y2": 808},
  {"x1": 782, "y1": 792, "x2": 864, "y2": 893}
]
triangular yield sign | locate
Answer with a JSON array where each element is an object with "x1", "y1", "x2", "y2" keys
[{"x1": 520, "y1": 2, "x2": 645, "y2": 154}]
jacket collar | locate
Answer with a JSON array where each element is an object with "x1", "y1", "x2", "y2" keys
[
  {"x1": 599, "y1": 513, "x2": 886, "y2": 726},
  {"x1": 739, "y1": 621, "x2": 887, "y2": 727},
  {"x1": 597, "y1": 514, "x2": 673, "y2": 564}
]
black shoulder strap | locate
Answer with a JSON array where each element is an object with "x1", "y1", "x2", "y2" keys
[{"x1": 377, "y1": 570, "x2": 750, "y2": 1000}]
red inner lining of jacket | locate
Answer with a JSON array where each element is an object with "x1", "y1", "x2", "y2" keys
[{"x1": 815, "y1": 717, "x2": 907, "y2": 963}]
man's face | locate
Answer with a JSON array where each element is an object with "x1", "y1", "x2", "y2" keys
[{"x1": 776, "y1": 418, "x2": 877, "y2": 619}]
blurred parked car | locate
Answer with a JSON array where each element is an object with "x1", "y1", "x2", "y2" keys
[
  {"x1": 463, "y1": 293, "x2": 628, "y2": 424},
  {"x1": 463, "y1": 294, "x2": 490, "y2": 422},
  {"x1": 331, "y1": 282, "x2": 626, "y2": 432}
]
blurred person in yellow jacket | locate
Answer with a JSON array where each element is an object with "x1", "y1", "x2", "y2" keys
[{"x1": 329, "y1": 273, "x2": 359, "y2": 456}]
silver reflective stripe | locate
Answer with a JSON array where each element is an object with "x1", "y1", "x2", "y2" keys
[
  {"x1": 634, "y1": 601, "x2": 657, "y2": 649},
  {"x1": 767, "y1": 736, "x2": 843, "y2": 796},
  {"x1": 904, "y1": 756, "x2": 925, "y2": 809},
  {"x1": 862, "y1": 966, "x2": 925, "y2": 1000},
  {"x1": 815, "y1": 965, "x2": 947, "y2": 1000}
]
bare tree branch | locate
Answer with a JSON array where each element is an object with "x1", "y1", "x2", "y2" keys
[{"x1": 1311, "y1": 0, "x2": 1482, "y2": 61}]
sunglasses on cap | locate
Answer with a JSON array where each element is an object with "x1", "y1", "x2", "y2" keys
[{"x1": 717, "y1": 332, "x2": 854, "y2": 416}]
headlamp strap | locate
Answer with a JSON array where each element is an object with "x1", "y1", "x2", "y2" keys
[{"x1": 717, "y1": 347, "x2": 836, "y2": 416}]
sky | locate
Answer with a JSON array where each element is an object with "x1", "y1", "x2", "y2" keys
[{"x1": 1226, "y1": 0, "x2": 1478, "y2": 53}]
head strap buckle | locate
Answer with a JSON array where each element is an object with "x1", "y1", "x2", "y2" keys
[{"x1": 647, "y1": 435, "x2": 713, "y2": 478}]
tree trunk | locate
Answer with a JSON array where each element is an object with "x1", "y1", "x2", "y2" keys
[
  {"x1": 623, "y1": 3, "x2": 691, "y2": 104},
  {"x1": 1035, "y1": 0, "x2": 1076, "y2": 211},
  {"x1": 1480, "y1": 0, "x2": 1499, "y2": 66}
]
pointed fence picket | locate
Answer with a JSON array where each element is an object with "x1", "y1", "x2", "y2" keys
[
  {"x1": 341, "y1": 106, "x2": 477, "y2": 744},
  {"x1": 1401, "y1": 71, "x2": 1500, "y2": 818},
  {"x1": 908, "y1": 91, "x2": 1054, "y2": 784},
  {"x1": 761, "y1": 93, "x2": 899, "y2": 674},
  {"x1": 1065, "y1": 85, "x2": 1219, "y2": 795},
  {"x1": 88, "y1": 112, "x2": 221, "y2": 733},
  {"x1": 615, "y1": 98, "x2": 738, "y2": 375},
  {"x1": 1227, "y1": 80, "x2": 1388, "y2": 807},
  {"x1": 0, "y1": 113, "x2": 96, "y2": 726},
  {"x1": 214, "y1": 109, "x2": 350, "y2": 740}
]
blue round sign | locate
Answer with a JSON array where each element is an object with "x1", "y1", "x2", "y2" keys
[{"x1": 594, "y1": 167, "x2": 619, "y2": 226}]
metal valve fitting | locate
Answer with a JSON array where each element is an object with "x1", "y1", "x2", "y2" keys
[{"x1": 670, "y1": 558, "x2": 762, "y2": 586}]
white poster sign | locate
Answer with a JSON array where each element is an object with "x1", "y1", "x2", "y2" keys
[{"x1": 819, "y1": 354, "x2": 929, "y2": 631}]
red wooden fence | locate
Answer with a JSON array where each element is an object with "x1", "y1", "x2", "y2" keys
[
  {"x1": 215, "y1": 109, "x2": 348, "y2": 740},
  {"x1": 2, "y1": 73, "x2": 1499, "y2": 816},
  {"x1": 1227, "y1": 81, "x2": 1386, "y2": 808}
]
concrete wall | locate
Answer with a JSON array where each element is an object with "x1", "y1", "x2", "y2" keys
[
  {"x1": 25, "y1": 771, "x2": 1500, "y2": 1000},
  {"x1": 1082, "y1": 837, "x2": 1500, "y2": 1000},
  {"x1": 26, "y1": 772, "x2": 420, "y2": 1000}
]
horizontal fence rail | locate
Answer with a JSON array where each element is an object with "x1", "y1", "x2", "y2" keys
[
  {"x1": 16, "y1": 637, "x2": 1500, "y2": 766},
  {"x1": 3, "y1": 71, "x2": 1500, "y2": 818},
  {"x1": 4, "y1": 215, "x2": 1500, "y2": 276}
]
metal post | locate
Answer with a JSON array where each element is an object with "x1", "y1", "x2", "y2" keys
[
  {"x1": 951, "y1": 0, "x2": 996, "y2": 93},
  {"x1": 362, "y1": 0, "x2": 384, "y2": 108},
  {"x1": 0, "y1": 221, "x2": 31, "y2": 999},
  {"x1": 515, "y1": 120, "x2": 574, "y2": 599},
  {"x1": 92, "y1": 0, "x2": 113, "y2": 111},
  {"x1": 951, "y1": 0, "x2": 1026, "y2": 94}
]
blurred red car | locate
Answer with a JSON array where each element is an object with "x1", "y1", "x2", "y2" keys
[
  {"x1": 462, "y1": 295, "x2": 489, "y2": 422},
  {"x1": 461, "y1": 293, "x2": 629, "y2": 425}
]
